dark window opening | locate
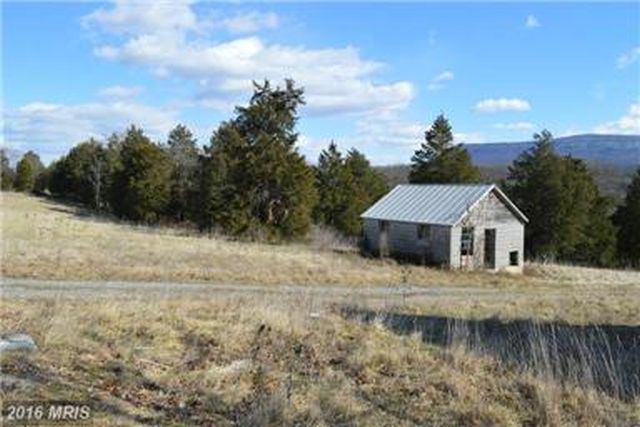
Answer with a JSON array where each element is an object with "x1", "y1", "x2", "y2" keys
[
  {"x1": 417, "y1": 224, "x2": 430, "y2": 240},
  {"x1": 379, "y1": 221, "x2": 389, "y2": 233},
  {"x1": 460, "y1": 227, "x2": 474, "y2": 256},
  {"x1": 509, "y1": 251, "x2": 519, "y2": 266}
]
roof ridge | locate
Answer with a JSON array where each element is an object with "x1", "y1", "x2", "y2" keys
[
  {"x1": 397, "y1": 183, "x2": 493, "y2": 187},
  {"x1": 360, "y1": 182, "x2": 522, "y2": 225}
]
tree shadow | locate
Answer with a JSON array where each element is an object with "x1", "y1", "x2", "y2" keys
[
  {"x1": 342, "y1": 307, "x2": 640, "y2": 400},
  {"x1": 38, "y1": 195, "x2": 104, "y2": 219}
]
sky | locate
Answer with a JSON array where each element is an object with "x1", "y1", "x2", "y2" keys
[{"x1": 3, "y1": 1, "x2": 640, "y2": 165}]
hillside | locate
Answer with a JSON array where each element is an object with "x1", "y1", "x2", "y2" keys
[
  {"x1": 5, "y1": 295, "x2": 639, "y2": 425},
  {"x1": 2, "y1": 193, "x2": 640, "y2": 425},
  {"x1": 464, "y1": 134, "x2": 640, "y2": 167},
  {"x1": 2, "y1": 192, "x2": 640, "y2": 324}
]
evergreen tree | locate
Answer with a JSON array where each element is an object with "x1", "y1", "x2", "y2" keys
[
  {"x1": 613, "y1": 168, "x2": 640, "y2": 266},
  {"x1": 409, "y1": 114, "x2": 480, "y2": 183},
  {"x1": 583, "y1": 195, "x2": 617, "y2": 266},
  {"x1": 504, "y1": 131, "x2": 563, "y2": 257},
  {"x1": 559, "y1": 157, "x2": 616, "y2": 266},
  {"x1": 110, "y1": 126, "x2": 172, "y2": 223},
  {"x1": 343, "y1": 149, "x2": 388, "y2": 235},
  {"x1": 199, "y1": 123, "x2": 252, "y2": 233},
  {"x1": 166, "y1": 124, "x2": 199, "y2": 222},
  {"x1": 200, "y1": 80, "x2": 317, "y2": 240},
  {"x1": 345, "y1": 149, "x2": 388, "y2": 206},
  {"x1": 313, "y1": 143, "x2": 388, "y2": 236},
  {"x1": 49, "y1": 139, "x2": 108, "y2": 209},
  {"x1": 103, "y1": 132, "x2": 125, "y2": 212},
  {"x1": 14, "y1": 151, "x2": 44, "y2": 193},
  {"x1": 1, "y1": 149, "x2": 15, "y2": 190},
  {"x1": 313, "y1": 142, "x2": 352, "y2": 231},
  {"x1": 33, "y1": 164, "x2": 51, "y2": 194},
  {"x1": 504, "y1": 130, "x2": 616, "y2": 265}
]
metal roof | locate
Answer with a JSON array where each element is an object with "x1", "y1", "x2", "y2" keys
[{"x1": 360, "y1": 184, "x2": 528, "y2": 225}]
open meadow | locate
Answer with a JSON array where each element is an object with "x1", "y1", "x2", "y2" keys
[
  {"x1": 2, "y1": 192, "x2": 640, "y2": 324},
  {"x1": 1, "y1": 193, "x2": 640, "y2": 425}
]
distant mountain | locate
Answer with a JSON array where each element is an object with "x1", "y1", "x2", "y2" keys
[
  {"x1": 464, "y1": 134, "x2": 640, "y2": 167},
  {"x1": 376, "y1": 135, "x2": 639, "y2": 201}
]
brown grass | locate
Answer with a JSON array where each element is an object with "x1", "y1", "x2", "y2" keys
[
  {"x1": 1, "y1": 296, "x2": 638, "y2": 426},
  {"x1": 2, "y1": 193, "x2": 639, "y2": 425},
  {"x1": 2, "y1": 192, "x2": 639, "y2": 291}
]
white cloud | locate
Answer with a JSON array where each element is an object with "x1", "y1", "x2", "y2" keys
[
  {"x1": 83, "y1": 1, "x2": 414, "y2": 118},
  {"x1": 302, "y1": 118, "x2": 425, "y2": 165},
  {"x1": 494, "y1": 121, "x2": 534, "y2": 130},
  {"x1": 474, "y1": 98, "x2": 531, "y2": 113},
  {"x1": 82, "y1": 0, "x2": 199, "y2": 35},
  {"x1": 525, "y1": 14, "x2": 540, "y2": 28},
  {"x1": 427, "y1": 70, "x2": 454, "y2": 91},
  {"x1": 216, "y1": 11, "x2": 280, "y2": 34},
  {"x1": 617, "y1": 46, "x2": 640, "y2": 69},
  {"x1": 355, "y1": 119, "x2": 424, "y2": 147},
  {"x1": 453, "y1": 132, "x2": 485, "y2": 144},
  {"x1": 98, "y1": 85, "x2": 144, "y2": 98},
  {"x1": 298, "y1": 116, "x2": 485, "y2": 165},
  {"x1": 594, "y1": 103, "x2": 640, "y2": 134},
  {"x1": 4, "y1": 100, "x2": 178, "y2": 161}
]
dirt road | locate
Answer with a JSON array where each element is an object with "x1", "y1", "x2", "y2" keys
[{"x1": 2, "y1": 277, "x2": 520, "y2": 305}]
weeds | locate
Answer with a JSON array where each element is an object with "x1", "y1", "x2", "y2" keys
[{"x1": 2, "y1": 296, "x2": 638, "y2": 426}]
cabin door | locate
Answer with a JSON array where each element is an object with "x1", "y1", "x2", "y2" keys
[
  {"x1": 484, "y1": 229, "x2": 496, "y2": 269},
  {"x1": 379, "y1": 220, "x2": 389, "y2": 257}
]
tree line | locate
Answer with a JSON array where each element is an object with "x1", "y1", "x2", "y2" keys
[
  {"x1": 1, "y1": 79, "x2": 638, "y2": 266},
  {"x1": 406, "y1": 114, "x2": 639, "y2": 267},
  {"x1": 1, "y1": 80, "x2": 387, "y2": 241}
]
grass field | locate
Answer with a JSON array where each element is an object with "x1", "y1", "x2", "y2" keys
[
  {"x1": 3, "y1": 192, "x2": 640, "y2": 289},
  {"x1": 2, "y1": 296, "x2": 639, "y2": 426},
  {"x1": 1, "y1": 193, "x2": 639, "y2": 425},
  {"x1": 2, "y1": 192, "x2": 640, "y2": 325}
]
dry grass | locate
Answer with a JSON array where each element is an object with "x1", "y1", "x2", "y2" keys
[
  {"x1": 391, "y1": 290, "x2": 640, "y2": 326},
  {"x1": 2, "y1": 193, "x2": 639, "y2": 425},
  {"x1": 2, "y1": 193, "x2": 639, "y2": 291},
  {"x1": 1, "y1": 296, "x2": 638, "y2": 426}
]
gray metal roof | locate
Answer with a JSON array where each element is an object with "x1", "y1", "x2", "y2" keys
[{"x1": 361, "y1": 184, "x2": 528, "y2": 225}]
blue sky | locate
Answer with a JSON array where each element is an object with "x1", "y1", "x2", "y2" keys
[{"x1": 3, "y1": 1, "x2": 639, "y2": 164}]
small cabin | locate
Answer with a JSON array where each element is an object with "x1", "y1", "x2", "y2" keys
[{"x1": 361, "y1": 184, "x2": 528, "y2": 272}]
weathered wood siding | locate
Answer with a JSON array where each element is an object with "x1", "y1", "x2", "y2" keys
[
  {"x1": 450, "y1": 190, "x2": 524, "y2": 271},
  {"x1": 363, "y1": 188, "x2": 524, "y2": 271},
  {"x1": 363, "y1": 219, "x2": 381, "y2": 252},
  {"x1": 363, "y1": 219, "x2": 451, "y2": 265}
]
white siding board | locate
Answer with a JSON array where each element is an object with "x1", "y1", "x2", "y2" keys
[{"x1": 452, "y1": 190, "x2": 525, "y2": 271}]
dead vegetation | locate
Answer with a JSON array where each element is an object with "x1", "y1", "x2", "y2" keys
[
  {"x1": 2, "y1": 193, "x2": 639, "y2": 425},
  {"x1": 2, "y1": 193, "x2": 639, "y2": 291},
  {"x1": 1, "y1": 296, "x2": 638, "y2": 426}
]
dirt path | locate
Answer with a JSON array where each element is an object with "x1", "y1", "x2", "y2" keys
[
  {"x1": 4, "y1": 278, "x2": 638, "y2": 326},
  {"x1": 2, "y1": 277, "x2": 518, "y2": 304}
]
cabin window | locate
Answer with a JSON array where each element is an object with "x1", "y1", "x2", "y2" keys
[
  {"x1": 509, "y1": 251, "x2": 519, "y2": 266},
  {"x1": 379, "y1": 221, "x2": 389, "y2": 233},
  {"x1": 460, "y1": 227, "x2": 474, "y2": 256},
  {"x1": 417, "y1": 224, "x2": 430, "y2": 240}
]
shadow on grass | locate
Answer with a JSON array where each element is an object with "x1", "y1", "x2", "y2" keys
[{"x1": 342, "y1": 307, "x2": 640, "y2": 400}]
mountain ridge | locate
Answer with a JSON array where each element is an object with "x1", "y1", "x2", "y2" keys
[{"x1": 463, "y1": 134, "x2": 640, "y2": 167}]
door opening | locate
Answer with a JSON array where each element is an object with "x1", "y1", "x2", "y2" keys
[
  {"x1": 484, "y1": 229, "x2": 496, "y2": 269},
  {"x1": 379, "y1": 220, "x2": 389, "y2": 257}
]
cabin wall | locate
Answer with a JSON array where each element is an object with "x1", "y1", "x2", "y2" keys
[
  {"x1": 363, "y1": 218, "x2": 451, "y2": 264},
  {"x1": 450, "y1": 191, "x2": 524, "y2": 271}
]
